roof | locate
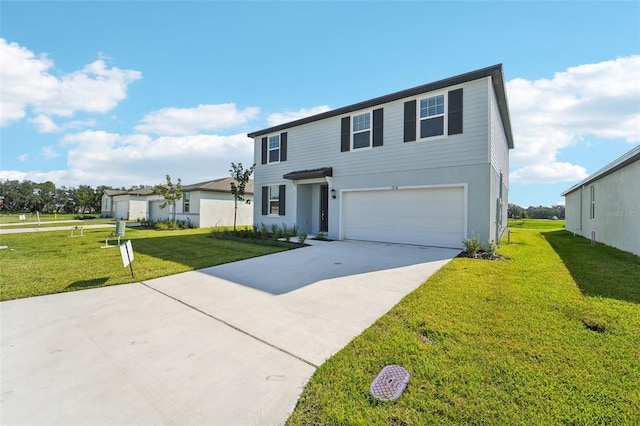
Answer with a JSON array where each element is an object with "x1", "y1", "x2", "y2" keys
[
  {"x1": 181, "y1": 177, "x2": 254, "y2": 194},
  {"x1": 103, "y1": 177, "x2": 254, "y2": 197},
  {"x1": 247, "y1": 64, "x2": 514, "y2": 149},
  {"x1": 561, "y1": 145, "x2": 640, "y2": 196},
  {"x1": 283, "y1": 167, "x2": 333, "y2": 180},
  {"x1": 103, "y1": 188, "x2": 154, "y2": 196}
]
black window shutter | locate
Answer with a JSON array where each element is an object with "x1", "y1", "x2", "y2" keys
[
  {"x1": 341, "y1": 117, "x2": 350, "y2": 152},
  {"x1": 403, "y1": 100, "x2": 416, "y2": 142},
  {"x1": 261, "y1": 137, "x2": 268, "y2": 164},
  {"x1": 261, "y1": 186, "x2": 268, "y2": 215},
  {"x1": 278, "y1": 185, "x2": 286, "y2": 216},
  {"x1": 280, "y1": 132, "x2": 287, "y2": 162},
  {"x1": 373, "y1": 108, "x2": 383, "y2": 147},
  {"x1": 448, "y1": 88, "x2": 463, "y2": 135}
]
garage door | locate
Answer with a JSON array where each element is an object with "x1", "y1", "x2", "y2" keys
[{"x1": 341, "y1": 186, "x2": 465, "y2": 248}]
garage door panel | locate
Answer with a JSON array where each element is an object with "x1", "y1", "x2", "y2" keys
[{"x1": 342, "y1": 187, "x2": 465, "y2": 248}]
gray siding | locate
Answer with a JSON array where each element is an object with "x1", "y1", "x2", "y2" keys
[
  {"x1": 254, "y1": 76, "x2": 507, "y2": 244},
  {"x1": 488, "y1": 80, "x2": 511, "y2": 242}
]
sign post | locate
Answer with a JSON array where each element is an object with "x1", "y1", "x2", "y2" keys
[{"x1": 119, "y1": 240, "x2": 135, "y2": 278}]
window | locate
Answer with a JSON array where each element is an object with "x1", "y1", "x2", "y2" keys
[
  {"x1": 262, "y1": 185, "x2": 286, "y2": 216},
  {"x1": 269, "y1": 186, "x2": 280, "y2": 215},
  {"x1": 261, "y1": 133, "x2": 287, "y2": 164},
  {"x1": 268, "y1": 135, "x2": 280, "y2": 163},
  {"x1": 590, "y1": 186, "x2": 595, "y2": 219},
  {"x1": 419, "y1": 94, "x2": 445, "y2": 138},
  {"x1": 183, "y1": 192, "x2": 190, "y2": 213},
  {"x1": 352, "y1": 112, "x2": 371, "y2": 149}
]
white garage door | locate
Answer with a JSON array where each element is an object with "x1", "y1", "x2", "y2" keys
[{"x1": 341, "y1": 186, "x2": 465, "y2": 248}]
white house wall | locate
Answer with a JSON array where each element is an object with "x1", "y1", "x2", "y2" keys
[
  {"x1": 565, "y1": 161, "x2": 640, "y2": 256},
  {"x1": 255, "y1": 78, "x2": 496, "y2": 242}
]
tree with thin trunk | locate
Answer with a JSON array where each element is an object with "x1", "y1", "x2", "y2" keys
[
  {"x1": 153, "y1": 175, "x2": 183, "y2": 227},
  {"x1": 229, "y1": 162, "x2": 255, "y2": 232}
]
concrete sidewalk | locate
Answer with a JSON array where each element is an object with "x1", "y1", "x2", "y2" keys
[{"x1": 1, "y1": 240, "x2": 459, "y2": 425}]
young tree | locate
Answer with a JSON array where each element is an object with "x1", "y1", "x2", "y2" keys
[
  {"x1": 153, "y1": 174, "x2": 183, "y2": 226},
  {"x1": 229, "y1": 162, "x2": 255, "y2": 232}
]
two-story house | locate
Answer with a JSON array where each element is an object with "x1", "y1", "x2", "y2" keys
[{"x1": 248, "y1": 64, "x2": 514, "y2": 249}]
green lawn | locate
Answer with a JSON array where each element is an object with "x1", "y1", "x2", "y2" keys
[
  {"x1": 0, "y1": 227, "x2": 292, "y2": 301},
  {"x1": 287, "y1": 228, "x2": 640, "y2": 425},
  {"x1": 507, "y1": 218, "x2": 565, "y2": 229}
]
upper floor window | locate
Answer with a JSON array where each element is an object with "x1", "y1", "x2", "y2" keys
[
  {"x1": 352, "y1": 112, "x2": 371, "y2": 149},
  {"x1": 268, "y1": 135, "x2": 280, "y2": 163},
  {"x1": 183, "y1": 192, "x2": 190, "y2": 213},
  {"x1": 261, "y1": 132, "x2": 287, "y2": 165},
  {"x1": 419, "y1": 94, "x2": 445, "y2": 138}
]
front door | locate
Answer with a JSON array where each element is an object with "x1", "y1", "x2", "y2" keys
[{"x1": 320, "y1": 184, "x2": 329, "y2": 232}]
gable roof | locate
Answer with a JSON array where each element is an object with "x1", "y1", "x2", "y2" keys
[
  {"x1": 248, "y1": 64, "x2": 514, "y2": 149},
  {"x1": 561, "y1": 145, "x2": 640, "y2": 196},
  {"x1": 181, "y1": 177, "x2": 254, "y2": 194},
  {"x1": 103, "y1": 177, "x2": 254, "y2": 197},
  {"x1": 103, "y1": 188, "x2": 154, "y2": 197}
]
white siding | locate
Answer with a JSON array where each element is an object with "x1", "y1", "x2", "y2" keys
[
  {"x1": 565, "y1": 160, "x2": 640, "y2": 256},
  {"x1": 488, "y1": 82, "x2": 510, "y2": 242}
]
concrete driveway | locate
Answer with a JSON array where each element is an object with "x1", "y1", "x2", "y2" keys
[{"x1": 1, "y1": 240, "x2": 459, "y2": 425}]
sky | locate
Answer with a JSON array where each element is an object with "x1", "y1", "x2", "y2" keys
[{"x1": 1, "y1": 1, "x2": 639, "y2": 207}]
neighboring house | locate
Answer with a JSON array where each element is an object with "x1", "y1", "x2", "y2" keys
[
  {"x1": 248, "y1": 64, "x2": 514, "y2": 249},
  {"x1": 562, "y1": 145, "x2": 640, "y2": 256},
  {"x1": 102, "y1": 188, "x2": 155, "y2": 221},
  {"x1": 102, "y1": 177, "x2": 254, "y2": 228}
]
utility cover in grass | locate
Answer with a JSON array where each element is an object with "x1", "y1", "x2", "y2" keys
[{"x1": 370, "y1": 365, "x2": 410, "y2": 401}]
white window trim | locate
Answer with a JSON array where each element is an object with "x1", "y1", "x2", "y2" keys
[
  {"x1": 417, "y1": 92, "x2": 447, "y2": 141},
  {"x1": 183, "y1": 192, "x2": 190, "y2": 213},
  {"x1": 268, "y1": 185, "x2": 280, "y2": 216},
  {"x1": 351, "y1": 111, "x2": 373, "y2": 150},
  {"x1": 267, "y1": 134, "x2": 280, "y2": 164}
]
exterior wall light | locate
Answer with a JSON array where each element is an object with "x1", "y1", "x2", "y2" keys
[{"x1": 331, "y1": 188, "x2": 336, "y2": 199}]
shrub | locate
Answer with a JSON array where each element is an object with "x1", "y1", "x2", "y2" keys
[
  {"x1": 270, "y1": 223, "x2": 281, "y2": 240},
  {"x1": 483, "y1": 240, "x2": 498, "y2": 256},
  {"x1": 463, "y1": 233, "x2": 482, "y2": 257},
  {"x1": 298, "y1": 233, "x2": 308, "y2": 245}
]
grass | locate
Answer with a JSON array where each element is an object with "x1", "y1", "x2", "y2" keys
[
  {"x1": 507, "y1": 218, "x2": 565, "y2": 229},
  {"x1": 0, "y1": 213, "x2": 89, "y2": 223},
  {"x1": 287, "y1": 228, "x2": 640, "y2": 425},
  {"x1": 0, "y1": 227, "x2": 292, "y2": 301}
]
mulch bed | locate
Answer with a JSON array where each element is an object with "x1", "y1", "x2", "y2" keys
[{"x1": 457, "y1": 251, "x2": 509, "y2": 261}]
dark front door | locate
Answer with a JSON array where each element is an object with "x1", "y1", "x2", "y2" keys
[{"x1": 320, "y1": 184, "x2": 329, "y2": 232}]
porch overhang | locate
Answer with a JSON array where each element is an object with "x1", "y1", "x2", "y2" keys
[
  {"x1": 283, "y1": 167, "x2": 333, "y2": 188},
  {"x1": 283, "y1": 167, "x2": 332, "y2": 181}
]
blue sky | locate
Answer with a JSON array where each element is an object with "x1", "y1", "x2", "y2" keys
[{"x1": 1, "y1": 0, "x2": 638, "y2": 207}]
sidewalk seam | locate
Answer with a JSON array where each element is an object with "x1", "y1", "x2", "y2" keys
[{"x1": 140, "y1": 281, "x2": 318, "y2": 369}]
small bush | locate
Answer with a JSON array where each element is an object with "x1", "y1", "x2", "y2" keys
[
  {"x1": 270, "y1": 223, "x2": 281, "y2": 240},
  {"x1": 483, "y1": 240, "x2": 498, "y2": 256},
  {"x1": 298, "y1": 233, "x2": 308, "y2": 245},
  {"x1": 463, "y1": 233, "x2": 482, "y2": 256}
]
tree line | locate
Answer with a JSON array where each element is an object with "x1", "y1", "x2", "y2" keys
[
  {"x1": 508, "y1": 203, "x2": 565, "y2": 220},
  {"x1": 0, "y1": 180, "x2": 138, "y2": 214}
]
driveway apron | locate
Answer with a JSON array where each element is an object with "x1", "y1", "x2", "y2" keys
[{"x1": 1, "y1": 240, "x2": 459, "y2": 425}]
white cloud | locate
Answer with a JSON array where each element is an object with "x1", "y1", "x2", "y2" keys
[
  {"x1": 510, "y1": 162, "x2": 588, "y2": 184},
  {"x1": 29, "y1": 114, "x2": 97, "y2": 133},
  {"x1": 41, "y1": 146, "x2": 61, "y2": 159},
  {"x1": 17, "y1": 154, "x2": 29, "y2": 162},
  {"x1": 507, "y1": 55, "x2": 640, "y2": 183},
  {"x1": 0, "y1": 38, "x2": 141, "y2": 126},
  {"x1": 134, "y1": 104, "x2": 260, "y2": 135},
  {"x1": 39, "y1": 130, "x2": 256, "y2": 187},
  {"x1": 267, "y1": 105, "x2": 332, "y2": 126},
  {"x1": 29, "y1": 114, "x2": 60, "y2": 133}
]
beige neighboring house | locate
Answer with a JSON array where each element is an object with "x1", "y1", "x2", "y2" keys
[
  {"x1": 101, "y1": 177, "x2": 254, "y2": 228},
  {"x1": 562, "y1": 145, "x2": 640, "y2": 256}
]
